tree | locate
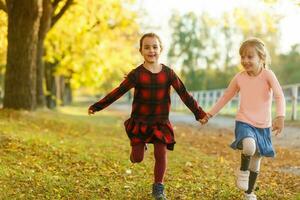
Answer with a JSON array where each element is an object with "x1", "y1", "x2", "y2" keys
[
  {"x1": 275, "y1": 44, "x2": 300, "y2": 85},
  {"x1": 0, "y1": 9, "x2": 7, "y2": 102},
  {"x1": 36, "y1": 0, "x2": 73, "y2": 108},
  {"x1": 233, "y1": 7, "x2": 282, "y2": 65},
  {"x1": 44, "y1": 0, "x2": 140, "y2": 107},
  {"x1": 220, "y1": 12, "x2": 241, "y2": 70},
  {"x1": 0, "y1": 0, "x2": 74, "y2": 110},
  {"x1": 168, "y1": 12, "x2": 222, "y2": 90},
  {"x1": 168, "y1": 8, "x2": 283, "y2": 91},
  {"x1": 3, "y1": 0, "x2": 42, "y2": 110}
]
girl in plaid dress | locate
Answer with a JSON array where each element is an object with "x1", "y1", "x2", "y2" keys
[{"x1": 88, "y1": 33, "x2": 207, "y2": 200}]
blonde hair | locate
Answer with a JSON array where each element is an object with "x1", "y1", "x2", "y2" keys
[
  {"x1": 139, "y1": 32, "x2": 163, "y2": 52},
  {"x1": 239, "y1": 37, "x2": 271, "y2": 68}
]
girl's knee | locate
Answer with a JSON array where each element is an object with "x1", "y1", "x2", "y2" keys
[
  {"x1": 242, "y1": 137, "x2": 256, "y2": 156},
  {"x1": 131, "y1": 154, "x2": 144, "y2": 163},
  {"x1": 131, "y1": 149, "x2": 144, "y2": 163},
  {"x1": 131, "y1": 143, "x2": 145, "y2": 163}
]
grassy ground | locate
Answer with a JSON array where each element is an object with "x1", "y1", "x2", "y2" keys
[{"x1": 0, "y1": 104, "x2": 299, "y2": 200}]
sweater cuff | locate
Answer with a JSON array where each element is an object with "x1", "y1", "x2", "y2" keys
[
  {"x1": 195, "y1": 107, "x2": 206, "y2": 120},
  {"x1": 89, "y1": 103, "x2": 101, "y2": 112}
]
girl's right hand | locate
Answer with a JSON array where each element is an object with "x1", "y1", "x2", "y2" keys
[{"x1": 88, "y1": 107, "x2": 95, "y2": 115}]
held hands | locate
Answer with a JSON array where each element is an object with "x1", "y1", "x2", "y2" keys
[
  {"x1": 198, "y1": 113, "x2": 213, "y2": 125},
  {"x1": 272, "y1": 116, "x2": 285, "y2": 136}
]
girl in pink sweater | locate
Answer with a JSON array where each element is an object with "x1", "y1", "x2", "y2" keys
[{"x1": 205, "y1": 38, "x2": 285, "y2": 200}]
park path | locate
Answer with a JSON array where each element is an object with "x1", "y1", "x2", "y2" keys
[{"x1": 111, "y1": 103, "x2": 300, "y2": 149}]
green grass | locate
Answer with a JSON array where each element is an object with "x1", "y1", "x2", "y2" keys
[{"x1": 0, "y1": 105, "x2": 299, "y2": 199}]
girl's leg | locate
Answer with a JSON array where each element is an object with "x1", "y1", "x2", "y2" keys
[
  {"x1": 152, "y1": 142, "x2": 167, "y2": 199},
  {"x1": 153, "y1": 142, "x2": 167, "y2": 183},
  {"x1": 249, "y1": 152, "x2": 262, "y2": 172},
  {"x1": 130, "y1": 143, "x2": 145, "y2": 163},
  {"x1": 237, "y1": 137, "x2": 256, "y2": 191},
  {"x1": 246, "y1": 153, "x2": 262, "y2": 194},
  {"x1": 241, "y1": 137, "x2": 256, "y2": 170}
]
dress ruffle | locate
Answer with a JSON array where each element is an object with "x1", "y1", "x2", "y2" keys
[{"x1": 124, "y1": 117, "x2": 176, "y2": 150}]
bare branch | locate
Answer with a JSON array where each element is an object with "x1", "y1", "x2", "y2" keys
[
  {"x1": 51, "y1": 0, "x2": 73, "y2": 28},
  {"x1": 86, "y1": 20, "x2": 101, "y2": 32},
  {"x1": 0, "y1": 0, "x2": 7, "y2": 13},
  {"x1": 51, "y1": 0, "x2": 61, "y2": 11}
]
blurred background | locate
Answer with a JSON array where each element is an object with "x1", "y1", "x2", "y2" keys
[
  {"x1": 0, "y1": 0, "x2": 299, "y2": 115},
  {"x1": 1, "y1": 1, "x2": 300, "y2": 199}
]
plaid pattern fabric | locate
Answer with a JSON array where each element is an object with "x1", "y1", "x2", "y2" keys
[
  {"x1": 89, "y1": 64, "x2": 206, "y2": 150},
  {"x1": 124, "y1": 117, "x2": 175, "y2": 150}
]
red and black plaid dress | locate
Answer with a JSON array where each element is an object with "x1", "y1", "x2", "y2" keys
[{"x1": 89, "y1": 64, "x2": 206, "y2": 150}]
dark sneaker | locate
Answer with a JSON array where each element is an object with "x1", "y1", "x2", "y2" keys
[{"x1": 152, "y1": 183, "x2": 167, "y2": 200}]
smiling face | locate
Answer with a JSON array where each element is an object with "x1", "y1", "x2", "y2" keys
[
  {"x1": 240, "y1": 45, "x2": 264, "y2": 75},
  {"x1": 139, "y1": 36, "x2": 162, "y2": 64}
]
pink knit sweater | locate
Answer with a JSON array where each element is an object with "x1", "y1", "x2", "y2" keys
[{"x1": 208, "y1": 69, "x2": 286, "y2": 128}]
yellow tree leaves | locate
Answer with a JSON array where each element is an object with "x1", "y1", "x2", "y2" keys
[
  {"x1": 45, "y1": 0, "x2": 140, "y2": 93},
  {"x1": 233, "y1": 7, "x2": 281, "y2": 38}
]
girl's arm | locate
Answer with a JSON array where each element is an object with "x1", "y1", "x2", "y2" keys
[
  {"x1": 267, "y1": 70, "x2": 286, "y2": 135},
  {"x1": 170, "y1": 69, "x2": 206, "y2": 120},
  {"x1": 267, "y1": 70, "x2": 286, "y2": 117},
  {"x1": 208, "y1": 75, "x2": 239, "y2": 117},
  {"x1": 89, "y1": 70, "x2": 135, "y2": 113}
]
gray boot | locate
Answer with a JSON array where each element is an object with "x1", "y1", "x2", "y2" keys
[{"x1": 152, "y1": 183, "x2": 167, "y2": 200}]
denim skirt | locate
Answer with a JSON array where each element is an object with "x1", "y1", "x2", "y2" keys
[{"x1": 230, "y1": 121, "x2": 275, "y2": 157}]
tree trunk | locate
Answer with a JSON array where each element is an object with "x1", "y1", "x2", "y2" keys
[
  {"x1": 63, "y1": 77, "x2": 72, "y2": 105},
  {"x1": 0, "y1": 73, "x2": 4, "y2": 105},
  {"x1": 56, "y1": 75, "x2": 64, "y2": 106},
  {"x1": 4, "y1": 0, "x2": 42, "y2": 110},
  {"x1": 36, "y1": 0, "x2": 52, "y2": 108},
  {"x1": 45, "y1": 61, "x2": 56, "y2": 109}
]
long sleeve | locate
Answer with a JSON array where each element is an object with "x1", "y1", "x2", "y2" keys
[
  {"x1": 90, "y1": 70, "x2": 135, "y2": 112},
  {"x1": 267, "y1": 70, "x2": 286, "y2": 117},
  {"x1": 170, "y1": 69, "x2": 206, "y2": 120},
  {"x1": 209, "y1": 75, "x2": 239, "y2": 116}
]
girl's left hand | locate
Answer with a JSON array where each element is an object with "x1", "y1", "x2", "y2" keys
[
  {"x1": 198, "y1": 113, "x2": 211, "y2": 125},
  {"x1": 198, "y1": 117, "x2": 208, "y2": 125},
  {"x1": 272, "y1": 116, "x2": 285, "y2": 136}
]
